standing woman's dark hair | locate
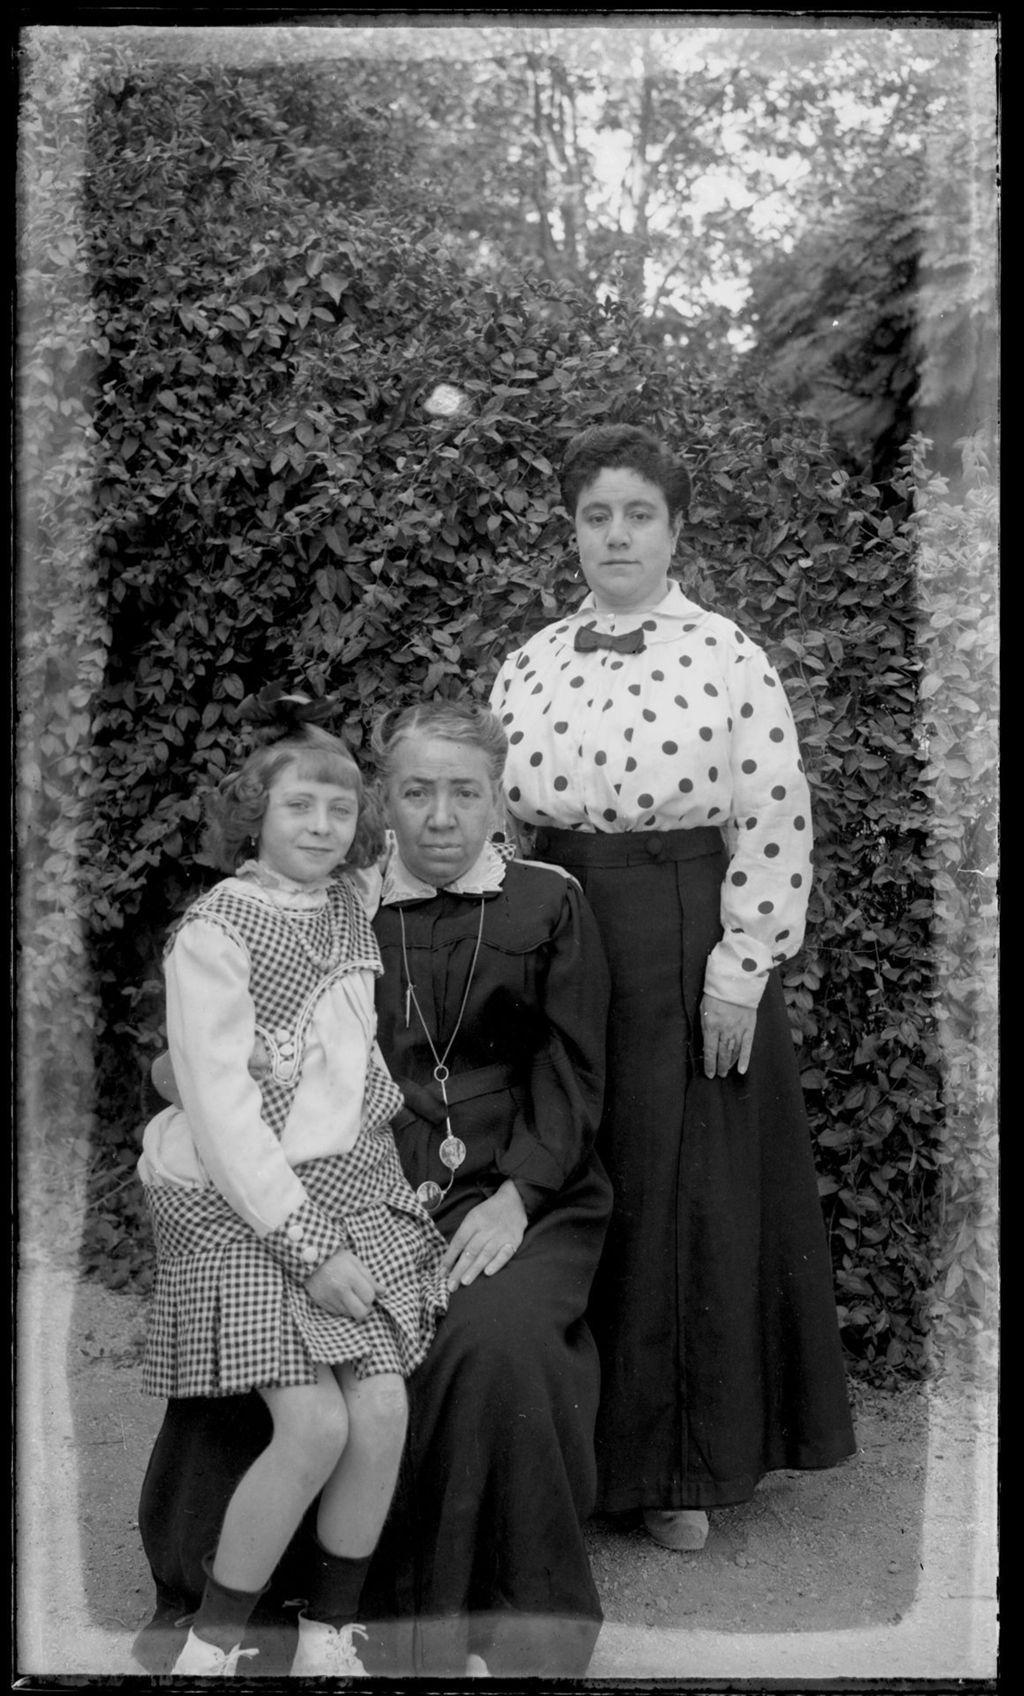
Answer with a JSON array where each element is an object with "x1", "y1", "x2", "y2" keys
[{"x1": 558, "y1": 424, "x2": 692, "y2": 522}]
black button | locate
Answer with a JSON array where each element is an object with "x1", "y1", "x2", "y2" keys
[{"x1": 645, "y1": 833, "x2": 664, "y2": 858}]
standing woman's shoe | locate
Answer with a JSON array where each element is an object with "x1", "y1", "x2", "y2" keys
[{"x1": 643, "y1": 1508, "x2": 710, "y2": 1551}]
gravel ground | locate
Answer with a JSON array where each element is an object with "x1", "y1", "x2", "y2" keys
[{"x1": 15, "y1": 1264, "x2": 998, "y2": 1686}]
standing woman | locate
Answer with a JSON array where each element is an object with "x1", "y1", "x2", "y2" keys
[{"x1": 490, "y1": 422, "x2": 855, "y2": 1551}]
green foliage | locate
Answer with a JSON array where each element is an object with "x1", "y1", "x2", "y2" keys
[
  {"x1": 740, "y1": 38, "x2": 998, "y2": 486},
  {"x1": 902, "y1": 436, "x2": 998, "y2": 1375},
  {"x1": 745, "y1": 164, "x2": 923, "y2": 473},
  {"x1": 18, "y1": 51, "x2": 997, "y2": 1378}
]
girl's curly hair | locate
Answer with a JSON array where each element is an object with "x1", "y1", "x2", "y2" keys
[{"x1": 203, "y1": 726, "x2": 385, "y2": 873}]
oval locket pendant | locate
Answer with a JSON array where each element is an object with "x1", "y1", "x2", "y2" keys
[{"x1": 416, "y1": 1180, "x2": 444, "y2": 1211}]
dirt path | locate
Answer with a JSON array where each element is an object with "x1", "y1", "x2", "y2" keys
[{"x1": 15, "y1": 1266, "x2": 998, "y2": 1683}]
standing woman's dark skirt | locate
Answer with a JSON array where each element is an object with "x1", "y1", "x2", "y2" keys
[{"x1": 532, "y1": 826, "x2": 856, "y2": 1513}]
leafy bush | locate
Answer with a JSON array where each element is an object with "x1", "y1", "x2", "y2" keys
[
  {"x1": 903, "y1": 436, "x2": 998, "y2": 1375},
  {"x1": 18, "y1": 50, "x2": 996, "y2": 1374}
]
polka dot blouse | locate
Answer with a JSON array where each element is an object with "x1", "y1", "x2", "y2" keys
[{"x1": 489, "y1": 581, "x2": 813, "y2": 1008}]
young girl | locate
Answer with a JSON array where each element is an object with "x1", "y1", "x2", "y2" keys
[{"x1": 137, "y1": 691, "x2": 448, "y2": 1678}]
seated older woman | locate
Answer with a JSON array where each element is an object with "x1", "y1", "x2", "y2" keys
[{"x1": 134, "y1": 699, "x2": 613, "y2": 1680}]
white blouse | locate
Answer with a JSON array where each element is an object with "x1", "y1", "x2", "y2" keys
[
  {"x1": 138, "y1": 875, "x2": 382, "y2": 1238},
  {"x1": 489, "y1": 580, "x2": 813, "y2": 1007}
]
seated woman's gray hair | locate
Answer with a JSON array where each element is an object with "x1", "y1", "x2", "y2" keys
[{"x1": 371, "y1": 699, "x2": 508, "y2": 786}]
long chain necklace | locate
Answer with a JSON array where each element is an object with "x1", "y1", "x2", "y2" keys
[{"x1": 398, "y1": 898, "x2": 486, "y2": 1212}]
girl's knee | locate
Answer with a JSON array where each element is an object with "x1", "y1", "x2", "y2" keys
[
  {"x1": 350, "y1": 1373, "x2": 408, "y2": 1452},
  {"x1": 263, "y1": 1380, "x2": 349, "y2": 1480}
]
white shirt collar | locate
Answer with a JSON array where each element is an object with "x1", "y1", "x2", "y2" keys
[
  {"x1": 379, "y1": 835, "x2": 509, "y2": 905},
  {"x1": 571, "y1": 578, "x2": 707, "y2": 624}
]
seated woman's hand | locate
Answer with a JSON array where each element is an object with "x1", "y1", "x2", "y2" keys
[
  {"x1": 443, "y1": 1179, "x2": 528, "y2": 1290},
  {"x1": 305, "y1": 1248, "x2": 388, "y2": 1320},
  {"x1": 700, "y1": 993, "x2": 757, "y2": 1079}
]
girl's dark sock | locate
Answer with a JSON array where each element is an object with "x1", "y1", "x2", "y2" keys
[
  {"x1": 191, "y1": 1554, "x2": 268, "y2": 1653},
  {"x1": 303, "y1": 1533, "x2": 373, "y2": 1627}
]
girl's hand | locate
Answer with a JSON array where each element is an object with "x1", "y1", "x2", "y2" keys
[
  {"x1": 700, "y1": 993, "x2": 757, "y2": 1079},
  {"x1": 443, "y1": 1180, "x2": 527, "y2": 1290},
  {"x1": 305, "y1": 1249, "x2": 388, "y2": 1320}
]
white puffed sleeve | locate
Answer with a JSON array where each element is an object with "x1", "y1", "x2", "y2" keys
[
  {"x1": 703, "y1": 648, "x2": 813, "y2": 1006},
  {"x1": 160, "y1": 920, "x2": 346, "y2": 1275}
]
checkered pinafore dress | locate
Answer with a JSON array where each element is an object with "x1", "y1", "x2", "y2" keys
[{"x1": 141, "y1": 878, "x2": 448, "y2": 1398}]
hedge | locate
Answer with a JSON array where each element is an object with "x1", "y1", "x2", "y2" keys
[{"x1": 18, "y1": 52, "x2": 997, "y2": 1381}]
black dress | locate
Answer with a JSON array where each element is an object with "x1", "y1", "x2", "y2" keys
[
  {"x1": 134, "y1": 858, "x2": 613, "y2": 1678},
  {"x1": 531, "y1": 826, "x2": 857, "y2": 1514}
]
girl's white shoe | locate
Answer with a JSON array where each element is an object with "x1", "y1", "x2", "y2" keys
[
  {"x1": 465, "y1": 1653, "x2": 491, "y2": 1676},
  {"x1": 290, "y1": 1615, "x2": 368, "y2": 1677},
  {"x1": 171, "y1": 1626, "x2": 258, "y2": 1676}
]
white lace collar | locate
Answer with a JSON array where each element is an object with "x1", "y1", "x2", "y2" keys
[
  {"x1": 235, "y1": 858, "x2": 333, "y2": 907},
  {"x1": 379, "y1": 836, "x2": 509, "y2": 905}
]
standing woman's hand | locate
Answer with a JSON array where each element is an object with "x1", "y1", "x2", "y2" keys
[{"x1": 700, "y1": 994, "x2": 757, "y2": 1078}]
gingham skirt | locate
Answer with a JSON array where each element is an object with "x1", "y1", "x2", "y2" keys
[{"x1": 141, "y1": 1126, "x2": 449, "y2": 1398}]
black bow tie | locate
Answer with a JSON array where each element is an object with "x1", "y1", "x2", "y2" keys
[{"x1": 574, "y1": 624, "x2": 646, "y2": 655}]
